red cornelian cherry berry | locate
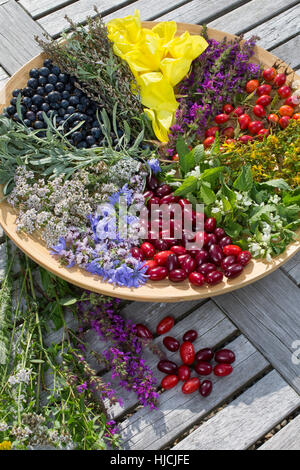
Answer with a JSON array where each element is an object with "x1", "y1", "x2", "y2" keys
[
  {"x1": 182, "y1": 377, "x2": 201, "y2": 394},
  {"x1": 189, "y1": 271, "x2": 205, "y2": 287},
  {"x1": 214, "y1": 113, "x2": 229, "y2": 124},
  {"x1": 204, "y1": 217, "x2": 216, "y2": 233},
  {"x1": 130, "y1": 246, "x2": 145, "y2": 260},
  {"x1": 206, "y1": 270, "x2": 223, "y2": 285},
  {"x1": 268, "y1": 113, "x2": 279, "y2": 123},
  {"x1": 279, "y1": 116, "x2": 291, "y2": 128},
  {"x1": 161, "y1": 374, "x2": 179, "y2": 390},
  {"x1": 278, "y1": 85, "x2": 291, "y2": 99},
  {"x1": 253, "y1": 104, "x2": 265, "y2": 118},
  {"x1": 215, "y1": 349, "x2": 236, "y2": 364},
  {"x1": 221, "y1": 255, "x2": 236, "y2": 270},
  {"x1": 140, "y1": 242, "x2": 156, "y2": 259},
  {"x1": 209, "y1": 244, "x2": 224, "y2": 265},
  {"x1": 223, "y1": 244, "x2": 242, "y2": 256},
  {"x1": 205, "y1": 126, "x2": 219, "y2": 137},
  {"x1": 157, "y1": 360, "x2": 178, "y2": 375},
  {"x1": 248, "y1": 121, "x2": 264, "y2": 135},
  {"x1": 237, "y1": 250, "x2": 252, "y2": 265},
  {"x1": 163, "y1": 336, "x2": 180, "y2": 352},
  {"x1": 222, "y1": 103, "x2": 234, "y2": 114},
  {"x1": 154, "y1": 250, "x2": 173, "y2": 266},
  {"x1": 238, "y1": 114, "x2": 251, "y2": 130},
  {"x1": 224, "y1": 263, "x2": 244, "y2": 279},
  {"x1": 198, "y1": 262, "x2": 217, "y2": 277},
  {"x1": 155, "y1": 184, "x2": 172, "y2": 198},
  {"x1": 256, "y1": 94, "x2": 272, "y2": 107},
  {"x1": 262, "y1": 67, "x2": 276, "y2": 82},
  {"x1": 256, "y1": 84, "x2": 272, "y2": 96},
  {"x1": 156, "y1": 316, "x2": 175, "y2": 335},
  {"x1": 245, "y1": 79, "x2": 259, "y2": 93},
  {"x1": 169, "y1": 268, "x2": 188, "y2": 282},
  {"x1": 214, "y1": 363, "x2": 233, "y2": 377},
  {"x1": 136, "y1": 324, "x2": 153, "y2": 340},
  {"x1": 166, "y1": 254, "x2": 180, "y2": 272},
  {"x1": 195, "y1": 348, "x2": 214, "y2": 362},
  {"x1": 144, "y1": 259, "x2": 158, "y2": 273},
  {"x1": 171, "y1": 245, "x2": 186, "y2": 256},
  {"x1": 195, "y1": 361, "x2": 213, "y2": 376},
  {"x1": 203, "y1": 136, "x2": 215, "y2": 148},
  {"x1": 148, "y1": 266, "x2": 168, "y2": 281},
  {"x1": 199, "y1": 380, "x2": 213, "y2": 397},
  {"x1": 180, "y1": 341, "x2": 195, "y2": 365},
  {"x1": 183, "y1": 330, "x2": 198, "y2": 343},
  {"x1": 178, "y1": 365, "x2": 191, "y2": 382},
  {"x1": 273, "y1": 73, "x2": 286, "y2": 87},
  {"x1": 219, "y1": 236, "x2": 232, "y2": 249}
]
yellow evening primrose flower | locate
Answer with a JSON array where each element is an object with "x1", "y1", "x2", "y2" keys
[
  {"x1": 107, "y1": 10, "x2": 208, "y2": 142},
  {"x1": 0, "y1": 441, "x2": 12, "y2": 450}
]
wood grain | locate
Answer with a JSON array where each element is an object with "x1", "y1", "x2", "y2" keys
[
  {"x1": 173, "y1": 370, "x2": 300, "y2": 450},
  {"x1": 258, "y1": 414, "x2": 300, "y2": 450},
  {"x1": 119, "y1": 335, "x2": 269, "y2": 449},
  {"x1": 214, "y1": 269, "x2": 300, "y2": 394},
  {"x1": 281, "y1": 251, "x2": 300, "y2": 286},
  {"x1": 272, "y1": 35, "x2": 300, "y2": 70},
  {"x1": 0, "y1": 0, "x2": 44, "y2": 74},
  {"x1": 0, "y1": 66, "x2": 8, "y2": 87},
  {"x1": 19, "y1": 0, "x2": 78, "y2": 19},
  {"x1": 0, "y1": 23, "x2": 299, "y2": 302}
]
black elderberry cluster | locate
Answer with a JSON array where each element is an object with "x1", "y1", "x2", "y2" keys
[{"x1": 3, "y1": 59, "x2": 122, "y2": 148}]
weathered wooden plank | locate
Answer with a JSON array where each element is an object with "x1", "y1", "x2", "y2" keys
[
  {"x1": 0, "y1": 0, "x2": 43, "y2": 74},
  {"x1": 0, "y1": 66, "x2": 9, "y2": 88},
  {"x1": 155, "y1": 0, "x2": 248, "y2": 24},
  {"x1": 38, "y1": 0, "x2": 188, "y2": 37},
  {"x1": 119, "y1": 335, "x2": 269, "y2": 450},
  {"x1": 258, "y1": 414, "x2": 300, "y2": 450},
  {"x1": 208, "y1": 0, "x2": 299, "y2": 35},
  {"x1": 244, "y1": 5, "x2": 300, "y2": 50},
  {"x1": 281, "y1": 251, "x2": 300, "y2": 286},
  {"x1": 104, "y1": 300, "x2": 237, "y2": 418},
  {"x1": 173, "y1": 370, "x2": 300, "y2": 450},
  {"x1": 19, "y1": 0, "x2": 77, "y2": 19},
  {"x1": 214, "y1": 269, "x2": 300, "y2": 395}
]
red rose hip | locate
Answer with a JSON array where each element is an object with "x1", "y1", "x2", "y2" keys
[{"x1": 180, "y1": 341, "x2": 195, "y2": 365}]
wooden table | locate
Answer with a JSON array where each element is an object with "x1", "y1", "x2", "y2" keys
[{"x1": 0, "y1": 0, "x2": 300, "y2": 450}]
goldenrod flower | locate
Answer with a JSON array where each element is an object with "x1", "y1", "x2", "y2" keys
[
  {"x1": 107, "y1": 10, "x2": 208, "y2": 142},
  {"x1": 0, "y1": 441, "x2": 12, "y2": 450}
]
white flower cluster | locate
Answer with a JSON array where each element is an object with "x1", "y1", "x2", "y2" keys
[
  {"x1": 8, "y1": 367, "x2": 32, "y2": 386},
  {"x1": 186, "y1": 165, "x2": 201, "y2": 178},
  {"x1": 211, "y1": 199, "x2": 225, "y2": 215},
  {"x1": 235, "y1": 191, "x2": 254, "y2": 208},
  {"x1": 0, "y1": 422, "x2": 8, "y2": 432}
]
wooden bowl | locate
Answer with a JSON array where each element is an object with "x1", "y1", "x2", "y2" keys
[{"x1": 0, "y1": 23, "x2": 299, "y2": 302}]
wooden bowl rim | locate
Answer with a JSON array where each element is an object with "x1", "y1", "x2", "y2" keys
[{"x1": 0, "y1": 22, "x2": 299, "y2": 302}]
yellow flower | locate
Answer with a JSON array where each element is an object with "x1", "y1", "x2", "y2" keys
[
  {"x1": 107, "y1": 10, "x2": 208, "y2": 141},
  {"x1": 0, "y1": 441, "x2": 12, "y2": 450}
]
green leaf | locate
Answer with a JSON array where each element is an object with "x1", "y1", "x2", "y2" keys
[
  {"x1": 174, "y1": 176, "x2": 198, "y2": 197},
  {"x1": 221, "y1": 182, "x2": 236, "y2": 205},
  {"x1": 221, "y1": 195, "x2": 232, "y2": 213},
  {"x1": 199, "y1": 183, "x2": 216, "y2": 205},
  {"x1": 59, "y1": 297, "x2": 78, "y2": 306},
  {"x1": 30, "y1": 359, "x2": 45, "y2": 364},
  {"x1": 179, "y1": 151, "x2": 195, "y2": 175},
  {"x1": 258, "y1": 179, "x2": 291, "y2": 191},
  {"x1": 193, "y1": 144, "x2": 205, "y2": 165},
  {"x1": 233, "y1": 164, "x2": 253, "y2": 192},
  {"x1": 200, "y1": 166, "x2": 225, "y2": 186},
  {"x1": 176, "y1": 136, "x2": 190, "y2": 159}
]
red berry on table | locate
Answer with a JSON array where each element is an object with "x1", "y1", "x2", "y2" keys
[
  {"x1": 214, "y1": 113, "x2": 229, "y2": 124},
  {"x1": 215, "y1": 349, "x2": 236, "y2": 364},
  {"x1": 194, "y1": 361, "x2": 213, "y2": 376},
  {"x1": 222, "y1": 126, "x2": 234, "y2": 137},
  {"x1": 214, "y1": 363, "x2": 233, "y2": 377},
  {"x1": 278, "y1": 85, "x2": 291, "y2": 99},
  {"x1": 166, "y1": 254, "x2": 180, "y2": 272},
  {"x1": 163, "y1": 336, "x2": 180, "y2": 352},
  {"x1": 161, "y1": 375, "x2": 179, "y2": 390},
  {"x1": 155, "y1": 184, "x2": 172, "y2": 198},
  {"x1": 147, "y1": 196, "x2": 161, "y2": 207},
  {"x1": 140, "y1": 241, "x2": 156, "y2": 259},
  {"x1": 130, "y1": 246, "x2": 144, "y2": 260},
  {"x1": 195, "y1": 348, "x2": 214, "y2": 362},
  {"x1": 153, "y1": 239, "x2": 169, "y2": 251},
  {"x1": 256, "y1": 84, "x2": 272, "y2": 96},
  {"x1": 253, "y1": 104, "x2": 265, "y2": 118},
  {"x1": 232, "y1": 106, "x2": 244, "y2": 117},
  {"x1": 245, "y1": 79, "x2": 259, "y2": 93},
  {"x1": 136, "y1": 324, "x2": 153, "y2": 340},
  {"x1": 238, "y1": 114, "x2": 251, "y2": 130},
  {"x1": 182, "y1": 377, "x2": 200, "y2": 394},
  {"x1": 148, "y1": 266, "x2": 168, "y2": 281},
  {"x1": 224, "y1": 263, "x2": 244, "y2": 279},
  {"x1": 239, "y1": 135, "x2": 253, "y2": 144},
  {"x1": 279, "y1": 116, "x2": 291, "y2": 128},
  {"x1": 221, "y1": 255, "x2": 236, "y2": 270},
  {"x1": 171, "y1": 245, "x2": 186, "y2": 256},
  {"x1": 181, "y1": 256, "x2": 196, "y2": 274},
  {"x1": 199, "y1": 380, "x2": 213, "y2": 397},
  {"x1": 268, "y1": 113, "x2": 279, "y2": 123},
  {"x1": 156, "y1": 316, "x2": 175, "y2": 335},
  {"x1": 180, "y1": 341, "x2": 195, "y2": 365},
  {"x1": 198, "y1": 262, "x2": 217, "y2": 277},
  {"x1": 183, "y1": 329, "x2": 198, "y2": 343},
  {"x1": 209, "y1": 244, "x2": 224, "y2": 265},
  {"x1": 204, "y1": 217, "x2": 217, "y2": 233},
  {"x1": 222, "y1": 103, "x2": 234, "y2": 114},
  {"x1": 169, "y1": 268, "x2": 188, "y2": 282},
  {"x1": 203, "y1": 136, "x2": 215, "y2": 148},
  {"x1": 237, "y1": 250, "x2": 252, "y2": 265},
  {"x1": 256, "y1": 94, "x2": 272, "y2": 107},
  {"x1": 189, "y1": 271, "x2": 205, "y2": 287},
  {"x1": 144, "y1": 259, "x2": 157, "y2": 274},
  {"x1": 223, "y1": 244, "x2": 242, "y2": 256},
  {"x1": 206, "y1": 270, "x2": 223, "y2": 285},
  {"x1": 279, "y1": 105, "x2": 294, "y2": 117},
  {"x1": 248, "y1": 121, "x2": 264, "y2": 135},
  {"x1": 205, "y1": 126, "x2": 219, "y2": 138},
  {"x1": 285, "y1": 95, "x2": 300, "y2": 108},
  {"x1": 157, "y1": 360, "x2": 178, "y2": 375},
  {"x1": 262, "y1": 67, "x2": 276, "y2": 82},
  {"x1": 257, "y1": 129, "x2": 269, "y2": 139},
  {"x1": 178, "y1": 365, "x2": 191, "y2": 382},
  {"x1": 219, "y1": 236, "x2": 232, "y2": 249},
  {"x1": 273, "y1": 73, "x2": 286, "y2": 87},
  {"x1": 154, "y1": 250, "x2": 173, "y2": 266}
]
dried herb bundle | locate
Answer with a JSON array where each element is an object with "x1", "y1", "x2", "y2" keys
[{"x1": 36, "y1": 8, "x2": 149, "y2": 138}]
